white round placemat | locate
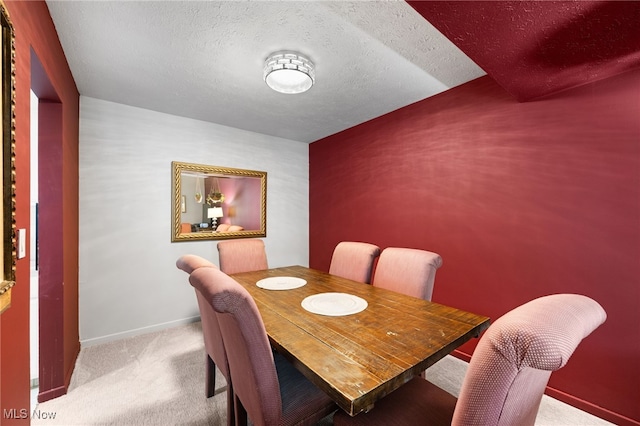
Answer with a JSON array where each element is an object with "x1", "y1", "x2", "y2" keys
[
  {"x1": 301, "y1": 292, "x2": 368, "y2": 316},
  {"x1": 256, "y1": 276, "x2": 307, "y2": 290}
]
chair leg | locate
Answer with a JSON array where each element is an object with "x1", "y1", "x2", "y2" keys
[
  {"x1": 226, "y1": 381, "x2": 235, "y2": 426},
  {"x1": 206, "y1": 354, "x2": 216, "y2": 398},
  {"x1": 234, "y1": 393, "x2": 248, "y2": 426}
]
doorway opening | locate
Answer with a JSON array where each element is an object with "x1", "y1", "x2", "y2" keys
[{"x1": 30, "y1": 48, "x2": 67, "y2": 404}]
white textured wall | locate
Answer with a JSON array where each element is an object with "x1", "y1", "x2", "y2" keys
[{"x1": 79, "y1": 97, "x2": 309, "y2": 345}]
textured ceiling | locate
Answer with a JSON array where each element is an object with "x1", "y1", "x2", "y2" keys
[
  {"x1": 409, "y1": 1, "x2": 640, "y2": 102},
  {"x1": 45, "y1": 1, "x2": 485, "y2": 143},
  {"x1": 46, "y1": 1, "x2": 639, "y2": 143}
]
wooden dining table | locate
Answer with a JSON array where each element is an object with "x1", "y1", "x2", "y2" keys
[{"x1": 230, "y1": 265, "x2": 490, "y2": 417}]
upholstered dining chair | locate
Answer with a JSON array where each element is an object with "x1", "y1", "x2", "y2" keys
[
  {"x1": 333, "y1": 293, "x2": 607, "y2": 426},
  {"x1": 372, "y1": 247, "x2": 443, "y2": 300},
  {"x1": 187, "y1": 265, "x2": 337, "y2": 426},
  {"x1": 217, "y1": 238, "x2": 268, "y2": 274},
  {"x1": 328, "y1": 241, "x2": 381, "y2": 284},
  {"x1": 176, "y1": 254, "x2": 234, "y2": 426}
]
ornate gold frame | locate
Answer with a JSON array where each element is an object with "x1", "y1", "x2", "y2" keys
[
  {"x1": 0, "y1": 0, "x2": 16, "y2": 314},
  {"x1": 171, "y1": 161, "x2": 267, "y2": 242}
]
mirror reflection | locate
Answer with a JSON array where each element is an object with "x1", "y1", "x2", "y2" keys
[{"x1": 171, "y1": 162, "x2": 267, "y2": 242}]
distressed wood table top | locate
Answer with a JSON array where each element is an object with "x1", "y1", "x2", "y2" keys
[{"x1": 231, "y1": 265, "x2": 490, "y2": 416}]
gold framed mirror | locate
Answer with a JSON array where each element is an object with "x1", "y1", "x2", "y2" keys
[
  {"x1": 0, "y1": 0, "x2": 15, "y2": 314},
  {"x1": 171, "y1": 161, "x2": 267, "y2": 242}
]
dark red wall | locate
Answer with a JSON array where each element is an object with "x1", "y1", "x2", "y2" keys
[
  {"x1": 0, "y1": 1, "x2": 79, "y2": 424},
  {"x1": 310, "y1": 72, "x2": 640, "y2": 425}
]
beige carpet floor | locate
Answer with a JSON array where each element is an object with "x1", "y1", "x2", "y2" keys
[{"x1": 32, "y1": 322, "x2": 613, "y2": 426}]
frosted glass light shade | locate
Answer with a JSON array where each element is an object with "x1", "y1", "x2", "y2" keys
[{"x1": 264, "y1": 52, "x2": 315, "y2": 94}]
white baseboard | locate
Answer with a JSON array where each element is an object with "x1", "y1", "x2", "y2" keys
[{"x1": 80, "y1": 316, "x2": 201, "y2": 348}]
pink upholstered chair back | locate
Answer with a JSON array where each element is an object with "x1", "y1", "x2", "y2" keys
[
  {"x1": 188, "y1": 266, "x2": 282, "y2": 426},
  {"x1": 176, "y1": 255, "x2": 230, "y2": 380},
  {"x1": 177, "y1": 254, "x2": 217, "y2": 274},
  {"x1": 453, "y1": 294, "x2": 607, "y2": 426},
  {"x1": 329, "y1": 241, "x2": 381, "y2": 284},
  {"x1": 217, "y1": 239, "x2": 268, "y2": 275},
  {"x1": 372, "y1": 247, "x2": 443, "y2": 300}
]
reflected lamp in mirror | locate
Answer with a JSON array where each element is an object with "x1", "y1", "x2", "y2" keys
[
  {"x1": 207, "y1": 207, "x2": 223, "y2": 229},
  {"x1": 171, "y1": 161, "x2": 267, "y2": 242}
]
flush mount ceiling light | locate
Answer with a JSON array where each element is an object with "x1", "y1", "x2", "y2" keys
[{"x1": 264, "y1": 51, "x2": 315, "y2": 94}]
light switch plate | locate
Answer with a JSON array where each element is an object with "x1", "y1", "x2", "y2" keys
[{"x1": 17, "y1": 228, "x2": 26, "y2": 259}]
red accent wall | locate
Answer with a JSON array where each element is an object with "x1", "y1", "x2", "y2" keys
[
  {"x1": 407, "y1": 1, "x2": 640, "y2": 102},
  {"x1": 0, "y1": 1, "x2": 79, "y2": 424},
  {"x1": 310, "y1": 72, "x2": 640, "y2": 425}
]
